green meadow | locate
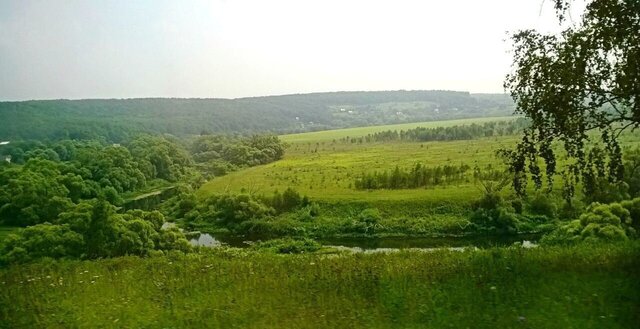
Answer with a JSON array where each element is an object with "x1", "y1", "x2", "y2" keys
[
  {"x1": 199, "y1": 118, "x2": 522, "y2": 203},
  {"x1": 2, "y1": 243, "x2": 638, "y2": 328},
  {"x1": 199, "y1": 118, "x2": 640, "y2": 210},
  {"x1": 280, "y1": 116, "x2": 517, "y2": 143}
]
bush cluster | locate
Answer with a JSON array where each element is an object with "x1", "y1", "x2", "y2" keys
[
  {"x1": 542, "y1": 198, "x2": 640, "y2": 245},
  {"x1": 0, "y1": 199, "x2": 191, "y2": 264}
]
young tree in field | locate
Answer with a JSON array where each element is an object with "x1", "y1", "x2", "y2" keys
[{"x1": 502, "y1": 0, "x2": 639, "y2": 199}]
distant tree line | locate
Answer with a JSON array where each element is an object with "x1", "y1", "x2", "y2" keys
[
  {"x1": 354, "y1": 163, "x2": 471, "y2": 190},
  {"x1": 0, "y1": 91, "x2": 513, "y2": 142},
  {"x1": 339, "y1": 119, "x2": 528, "y2": 144}
]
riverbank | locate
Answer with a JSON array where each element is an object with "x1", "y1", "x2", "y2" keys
[
  {"x1": 187, "y1": 231, "x2": 543, "y2": 250},
  {"x1": 2, "y1": 243, "x2": 638, "y2": 328}
]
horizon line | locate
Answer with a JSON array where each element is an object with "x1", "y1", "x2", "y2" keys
[{"x1": 0, "y1": 89, "x2": 509, "y2": 103}]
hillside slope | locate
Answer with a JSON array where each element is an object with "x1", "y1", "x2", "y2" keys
[{"x1": 0, "y1": 91, "x2": 513, "y2": 141}]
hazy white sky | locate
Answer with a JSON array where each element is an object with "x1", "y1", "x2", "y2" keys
[{"x1": 0, "y1": 0, "x2": 585, "y2": 100}]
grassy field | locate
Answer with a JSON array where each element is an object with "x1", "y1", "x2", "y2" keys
[
  {"x1": 200, "y1": 118, "x2": 640, "y2": 204},
  {"x1": 2, "y1": 243, "x2": 638, "y2": 328},
  {"x1": 195, "y1": 118, "x2": 640, "y2": 237},
  {"x1": 280, "y1": 116, "x2": 517, "y2": 143},
  {"x1": 199, "y1": 135, "x2": 520, "y2": 203}
]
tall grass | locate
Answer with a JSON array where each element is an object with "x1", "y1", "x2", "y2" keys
[{"x1": 2, "y1": 243, "x2": 638, "y2": 328}]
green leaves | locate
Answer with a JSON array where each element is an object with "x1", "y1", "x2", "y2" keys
[
  {"x1": 542, "y1": 197, "x2": 640, "y2": 245},
  {"x1": 504, "y1": 0, "x2": 639, "y2": 199},
  {"x1": 1, "y1": 199, "x2": 192, "y2": 264}
]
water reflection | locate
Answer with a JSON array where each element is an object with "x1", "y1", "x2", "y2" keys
[{"x1": 189, "y1": 234, "x2": 222, "y2": 247}]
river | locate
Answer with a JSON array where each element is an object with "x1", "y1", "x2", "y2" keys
[{"x1": 189, "y1": 232, "x2": 541, "y2": 251}]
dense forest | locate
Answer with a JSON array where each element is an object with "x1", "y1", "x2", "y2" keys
[
  {"x1": 0, "y1": 91, "x2": 513, "y2": 141},
  {"x1": 0, "y1": 133, "x2": 288, "y2": 263}
]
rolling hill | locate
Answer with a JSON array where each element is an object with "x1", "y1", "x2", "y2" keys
[{"x1": 0, "y1": 90, "x2": 514, "y2": 141}]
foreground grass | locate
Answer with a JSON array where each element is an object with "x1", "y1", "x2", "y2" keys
[{"x1": 2, "y1": 243, "x2": 639, "y2": 328}]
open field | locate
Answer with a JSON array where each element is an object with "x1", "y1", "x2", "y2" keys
[
  {"x1": 199, "y1": 115, "x2": 524, "y2": 203},
  {"x1": 200, "y1": 118, "x2": 640, "y2": 204},
  {"x1": 196, "y1": 119, "x2": 640, "y2": 238},
  {"x1": 280, "y1": 116, "x2": 517, "y2": 143},
  {"x1": 199, "y1": 136, "x2": 519, "y2": 203},
  {"x1": 2, "y1": 243, "x2": 638, "y2": 328}
]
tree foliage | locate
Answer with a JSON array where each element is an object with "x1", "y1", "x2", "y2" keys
[
  {"x1": 542, "y1": 198, "x2": 639, "y2": 245},
  {"x1": 354, "y1": 163, "x2": 470, "y2": 190},
  {"x1": 191, "y1": 134, "x2": 285, "y2": 178},
  {"x1": 0, "y1": 199, "x2": 191, "y2": 264},
  {"x1": 0, "y1": 91, "x2": 514, "y2": 142},
  {"x1": 339, "y1": 119, "x2": 529, "y2": 144},
  {"x1": 502, "y1": 0, "x2": 639, "y2": 199}
]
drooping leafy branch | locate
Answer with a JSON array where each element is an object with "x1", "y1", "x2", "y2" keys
[{"x1": 502, "y1": 0, "x2": 639, "y2": 199}]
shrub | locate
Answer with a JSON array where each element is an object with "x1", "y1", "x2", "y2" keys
[
  {"x1": 358, "y1": 208, "x2": 381, "y2": 225},
  {"x1": 542, "y1": 201, "x2": 634, "y2": 245},
  {"x1": 511, "y1": 199, "x2": 524, "y2": 214},
  {"x1": 558, "y1": 200, "x2": 585, "y2": 220},
  {"x1": 469, "y1": 207, "x2": 519, "y2": 234},
  {"x1": 527, "y1": 193, "x2": 557, "y2": 218},
  {"x1": 621, "y1": 197, "x2": 640, "y2": 230},
  {"x1": 348, "y1": 208, "x2": 383, "y2": 234},
  {"x1": 266, "y1": 188, "x2": 309, "y2": 213},
  {"x1": 252, "y1": 237, "x2": 320, "y2": 254},
  {"x1": 195, "y1": 194, "x2": 274, "y2": 226},
  {"x1": 0, "y1": 223, "x2": 84, "y2": 264}
]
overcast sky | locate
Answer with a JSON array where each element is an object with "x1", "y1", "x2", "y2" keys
[{"x1": 0, "y1": 0, "x2": 586, "y2": 101}]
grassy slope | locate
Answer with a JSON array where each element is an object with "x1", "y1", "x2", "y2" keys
[
  {"x1": 280, "y1": 116, "x2": 517, "y2": 143},
  {"x1": 2, "y1": 244, "x2": 638, "y2": 328},
  {"x1": 200, "y1": 118, "x2": 640, "y2": 204},
  {"x1": 197, "y1": 119, "x2": 640, "y2": 236},
  {"x1": 199, "y1": 118, "x2": 521, "y2": 204}
]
